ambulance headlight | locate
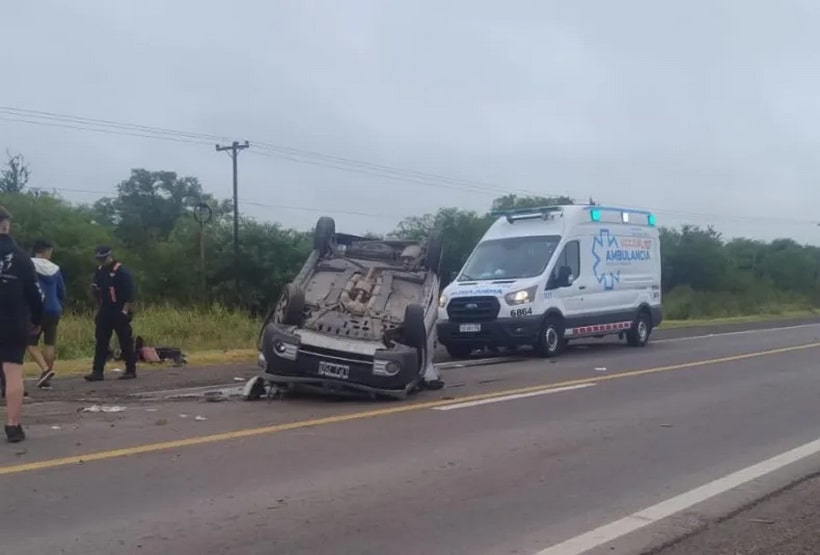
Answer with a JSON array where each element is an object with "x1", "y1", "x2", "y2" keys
[
  {"x1": 505, "y1": 286, "x2": 537, "y2": 306},
  {"x1": 439, "y1": 294, "x2": 448, "y2": 308}
]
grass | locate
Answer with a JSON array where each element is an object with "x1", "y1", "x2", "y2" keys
[
  {"x1": 24, "y1": 305, "x2": 260, "y2": 377},
  {"x1": 22, "y1": 301, "x2": 820, "y2": 378}
]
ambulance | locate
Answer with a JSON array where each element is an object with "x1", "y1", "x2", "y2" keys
[{"x1": 436, "y1": 204, "x2": 662, "y2": 358}]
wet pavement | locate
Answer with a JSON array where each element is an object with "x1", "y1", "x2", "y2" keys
[{"x1": 4, "y1": 315, "x2": 820, "y2": 554}]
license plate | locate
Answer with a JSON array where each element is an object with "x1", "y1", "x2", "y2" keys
[
  {"x1": 459, "y1": 323, "x2": 481, "y2": 333},
  {"x1": 317, "y1": 361, "x2": 350, "y2": 380}
]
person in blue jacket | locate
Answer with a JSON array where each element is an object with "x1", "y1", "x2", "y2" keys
[{"x1": 27, "y1": 239, "x2": 65, "y2": 390}]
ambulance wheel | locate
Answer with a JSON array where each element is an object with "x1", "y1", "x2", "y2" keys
[
  {"x1": 313, "y1": 216, "x2": 335, "y2": 255},
  {"x1": 626, "y1": 310, "x2": 652, "y2": 347},
  {"x1": 535, "y1": 316, "x2": 564, "y2": 358}
]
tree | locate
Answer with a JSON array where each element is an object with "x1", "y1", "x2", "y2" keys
[
  {"x1": 92, "y1": 169, "x2": 216, "y2": 248},
  {"x1": 0, "y1": 150, "x2": 30, "y2": 193}
]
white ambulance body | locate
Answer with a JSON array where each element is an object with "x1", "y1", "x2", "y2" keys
[{"x1": 436, "y1": 204, "x2": 662, "y2": 358}]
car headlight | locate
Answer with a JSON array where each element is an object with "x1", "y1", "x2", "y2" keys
[
  {"x1": 439, "y1": 294, "x2": 448, "y2": 308},
  {"x1": 270, "y1": 339, "x2": 298, "y2": 360},
  {"x1": 504, "y1": 286, "x2": 537, "y2": 306},
  {"x1": 373, "y1": 360, "x2": 401, "y2": 376}
]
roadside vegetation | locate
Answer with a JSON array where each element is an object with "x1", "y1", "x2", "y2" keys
[{"x1": 2, "y1": 152, "x2": 819, "y2": 362}]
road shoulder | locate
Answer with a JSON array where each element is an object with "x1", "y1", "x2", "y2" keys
[{"x1": 654, "y1": 473, "x2": 820, "y2": 555}]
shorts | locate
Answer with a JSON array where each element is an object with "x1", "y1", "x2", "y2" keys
[
  {"x1": 0, "y1": 342, "x2": 26, "y2": 364},
  {"x1": 0, "y1": 319, "x2": 27, "y2": 364},
  {"x1": 29, "y1": 313, "x2": 60, "y2": 347}
]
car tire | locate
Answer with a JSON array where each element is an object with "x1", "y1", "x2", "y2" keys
[
  {"x1": 276, "y1": 283, "x2": 306, "y2": 326},
  {"x1": 534, "y1": 316, "x2": 564, "y2": 358},
  {"x1": 403, "y1": 304, "x2": 427, "y2": 350},
  {"x1": 626, "y1": 309, "x2": 652, "y2": 347},
  {"x1": 425, "y1": 231, "x2": 443, "y2": 274},
  {"x1": 313, "y1": 216, "x2": 335, "y2": 255}
]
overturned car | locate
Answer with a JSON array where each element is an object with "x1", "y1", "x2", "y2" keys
[{"x1": 247, "y1": 216, "x2": 443, "y2": 400}]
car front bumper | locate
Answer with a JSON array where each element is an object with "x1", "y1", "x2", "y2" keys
[{"x1": 259, "y1": 323, "x2": 423, "y2": 399}]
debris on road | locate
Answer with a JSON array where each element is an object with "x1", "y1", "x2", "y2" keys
[
  {"x1": 80, "y1": 405, "x2": 126, "y2": 413},
  {"x1": 204, "y1": 391, "x2": 228, "y2": 402},
  {"x1": 195, "y1": 416, "x2": 208, "y2": 422},
  {"x1": 179, "y1": 414, "x2": 189, "y2": 418},
  {"x1": 233, "y1": 377, "x2": 245, "y2": 382},
  {"x1": 595, "y1": 367, "x2": 607, "y2": 372},
  {"x1": 50, "y1": 425, "x2": 61, "y2": 430}
]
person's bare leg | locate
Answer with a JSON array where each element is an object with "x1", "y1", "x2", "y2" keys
[
  {"x1": 27, "y1": 345, "x2": 48, "y2": 372},
  {"x1": 3, "y1": 363, "x2": 23, "y2": 425},
  {"x1": 43, "y1": 345, "x2": 55, "y2": 371}
]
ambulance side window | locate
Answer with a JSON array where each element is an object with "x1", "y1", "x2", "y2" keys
[{"x1": 547, "y1": 240, "x2": 580, "y2": 289}]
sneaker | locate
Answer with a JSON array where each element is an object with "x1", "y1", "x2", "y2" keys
[
  {"x1": 84, "y1": 373, "x2": 104, "y2": 382},
  {"x1": 37, "y1": 369, "x2": 55, "y2": 389},
  {"x1": 5, "y1": 425, "x2": 25, "y2": 443}
]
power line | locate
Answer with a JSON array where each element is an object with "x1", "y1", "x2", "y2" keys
[
  {"x1": 0, "y1": 106, "x2": 561, "y2": 199},
  {"x1": 3, "y1": 106, "x2": 819, "y2": 228}
]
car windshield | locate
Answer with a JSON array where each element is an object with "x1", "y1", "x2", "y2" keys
[{"x1": 458, "y1": 235, "x2": 561, "y2": 281}]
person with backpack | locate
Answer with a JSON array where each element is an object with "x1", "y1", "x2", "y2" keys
[
  {"x1": 85, "y1": 245, "x2": 137, "y2": 381},
  {"x1": 27, "y1": 239, "x2": 66, "y2": 390},
  {"x1": 0, "y1": 205, "x2": 44, "y2": 443}
]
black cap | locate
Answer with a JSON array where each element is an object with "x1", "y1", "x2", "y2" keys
[{"x1": 94, "y1": 245, "x2": 112, "y2": 259}]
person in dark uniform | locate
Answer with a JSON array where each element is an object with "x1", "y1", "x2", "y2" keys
[
  {"x1": 0, "y1": 205, "x2": 44, "y2": 443},
  {"x1": 85, "y1": 246, "x2": 137, "y2": 381}
]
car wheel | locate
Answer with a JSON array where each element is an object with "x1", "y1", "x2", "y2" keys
[
  {"x1": 313, "y1": 216, "x2": 335, "y2": 255},
  {"x1": 534, "y1": 316, "x2": 564, "y2": 358},
  {"x1": 424, "y1": 231, "x2": 443, "y2": 274},
  {"x1": 276, "y1": 283, "x2": 306, "y2": 326},
  {"x1": 626, "y1": 310, "x2": 652, "y2": 347}
]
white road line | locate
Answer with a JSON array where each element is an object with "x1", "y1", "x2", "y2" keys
[
  {"x1": 534, "y1": 436, "x2": 820, "y2": 555},
  {"x1": 654, "y1": 322, "x2": 820, "y2": 344},
  {"x1": 433, "y1": 383, "x2": 596, "y2": 411}
]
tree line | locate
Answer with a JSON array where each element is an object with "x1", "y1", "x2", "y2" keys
[{"x1": 1, "y1": 156, "x2": 818, "y2": 320}]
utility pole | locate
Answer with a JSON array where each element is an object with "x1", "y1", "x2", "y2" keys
[{"x1": 215, "y1": 140, "x2": 249, "y2": 299}]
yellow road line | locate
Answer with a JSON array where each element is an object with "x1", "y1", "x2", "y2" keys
[{"x1": 2, "y1": 341, "x2": 819, "y2": 477}]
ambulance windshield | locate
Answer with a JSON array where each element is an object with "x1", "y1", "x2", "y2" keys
[{"x1": 458, "y1": 235, "x2": 561, "y2": 281}]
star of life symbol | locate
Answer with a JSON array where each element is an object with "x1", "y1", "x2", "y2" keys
[{"x1": 591, "y1": 229, "x2": 621, "y2": 290}]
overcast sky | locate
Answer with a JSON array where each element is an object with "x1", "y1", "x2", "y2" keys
[{"x1": 2, "y1": 0, "x2": 820, "y2": 243}]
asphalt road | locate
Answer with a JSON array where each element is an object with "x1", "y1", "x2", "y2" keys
[{"x1": 4, "y1": 320, "x2": 820, "y2": 554}]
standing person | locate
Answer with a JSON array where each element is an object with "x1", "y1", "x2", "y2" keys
[
  {"x1": 0, "y1": 205, "x2": 44, "y2": 443},
  {"x1": 85, "y1": 246, "x2": 137, "y2": 382},
  {"x1": 27, "y1": 239, "x2": 66, "y2": 389}
]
